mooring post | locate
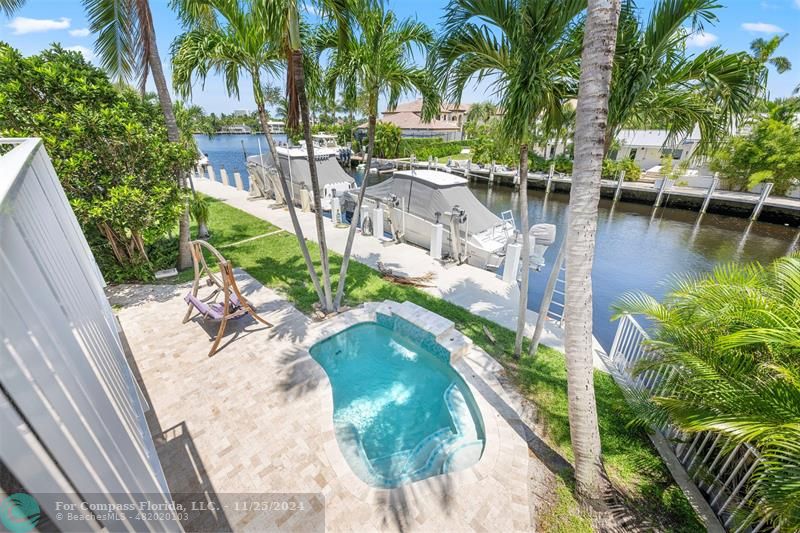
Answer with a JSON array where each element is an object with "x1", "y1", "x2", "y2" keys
[
  {"x1": 430, "y1": 223, "x2": 443, "y2": 260},
  {"x1": 613, "y1": 170, "x2": 626, "y2": 202},
  {"x1": 428, "y1": 156, "x2": 433, "y2": 170},
  {"x1": 750, "y1": 182, "x2": 773, "y2": 221},
  {"x1": 196, "y1": 164, "x2": 205, "y2": 179},
  {"x1": 207, "y1": 165, "x2": 216, "y2": 182},
  {"x1": 654, "y1": 176, "x2": 672, "y2": 208},
  {"x1": 220, "y1": 166, "x2": 230, "y2": 187},
  {"x1": 503, "y1": 242, "x2": 522, "y2": 284},
  {"x1": 489, "y1": 160, "x2": 496, "y2": 186},
  {"x1": 466, "y1": 159, "x2": 472, "y2": 181},
  {"x1": 513, "y1": 168, "x2": 520, "y2": 189},
  {"x1": 233, "y1": 171, "x2": 244, "y2": 190},
  {"x1": 331, "y1": 197, "x2": 342, "y2": 225},
  {"x1": 700, "y1": 174, "x2": 719, "y2": 214},
  {"x1": 546, "y1": 163, "x2": 555, "y2": 193},
  {"x1": 372, "y1": 203, "x2": 384, "y2": 239}
]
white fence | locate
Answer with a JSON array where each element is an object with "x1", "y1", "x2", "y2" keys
[
  {"x1": 608, "y1": 314, "x2": 775, "y2": 532},
  {"x1": 0, "y1": 138, "x2": 179, "y2": 530}
]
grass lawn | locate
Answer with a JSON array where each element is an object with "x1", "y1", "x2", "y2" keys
[{"x1": 176, "y1": 196, "x2": 701, "y2": 532}]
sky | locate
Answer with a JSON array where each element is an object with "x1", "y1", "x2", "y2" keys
[{"x1": 1, "y1": 0, "x2": 799, "y2": 114}]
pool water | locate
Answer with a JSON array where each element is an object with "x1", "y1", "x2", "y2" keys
[{"x1": 310, "y1": 318, "x2": 485, "y2": 488}]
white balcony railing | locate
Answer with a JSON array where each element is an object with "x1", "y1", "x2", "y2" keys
[{"x1": 0, "y1": 138, "x2": 178, "y2": 530}]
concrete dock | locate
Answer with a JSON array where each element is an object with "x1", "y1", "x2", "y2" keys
[{"x1": 193, "y1": 177, "x2": 609, "y2": 366}]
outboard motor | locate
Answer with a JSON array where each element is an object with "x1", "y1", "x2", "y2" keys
[
  {"x1": 529, "y1": 223, "x2": 556, "y2": 270},
  {"x1": 446, "y1": 205, "x2": 468, "y2": 264}
]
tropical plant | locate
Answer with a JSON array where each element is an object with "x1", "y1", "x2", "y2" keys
[
  {"x1": 605, "y1": 0, "x2": 762, "y2": 156},
  {"x1": 563, "y1": 0, "x2": 621, "y2": 501},
  {"x1": 317, "y1": 1, "x2": 439, "y2": 309},
  {"x1": 171, "y1": 0, "x2": 328, "y2": 308},
  {"x1": 433, "y1": 0, "x2": 585, "y2": 358},
  {"x1": 612, "y1": 254, "x2": 800, "y2": 530},
  {"x1": 601, "y1": 157, "x2": 641, "y2": 181},
  {"x1": 0, "y1": 44, "x2": 195, "y2": 280},
  {"x1": 190, "y1": 196, "x2": 211, "y2": 239},
  {"x1": 709, "y1": 116, "x2": 800, "y2": 195},
  {"x1": 373, "y1": 121, "x2": 402, "y2": 158}
]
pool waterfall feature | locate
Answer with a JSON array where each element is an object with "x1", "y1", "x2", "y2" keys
[{"x1": 310, "y1": 302, "x2": 485, "y2": 488}]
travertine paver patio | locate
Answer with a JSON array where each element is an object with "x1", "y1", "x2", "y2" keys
[{"x1": 112, "y1": 271, "x2": 545, "y2": 532}]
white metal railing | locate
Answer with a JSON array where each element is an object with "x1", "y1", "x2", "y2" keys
[
  {"x1": 608, "y1": 314, "x2": 774, "y2": 532},
  {"x1": 0, "y1": 138, "x2": 179, "y2": 530}
]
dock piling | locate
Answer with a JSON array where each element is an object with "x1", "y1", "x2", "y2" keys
[
  {"x1": 207, "y1": 165, "x2": 216, "y2": 182},
  {"x1": 220, "y1": 167, "x2": 230, "y2": 186},
  {"x1": 430, "y1": 223, "x2": 443, "y2": 260},
  {"x1": 489, "y1": 160, "x2": 495, "y2": 186},
  {"x1": 502, "y1": 242, "x2": 522, "y2": 284},
  {"x1": 654, "y1": 177, "x2": 673, "y2": 208},
  {"x1": 233, "y1": 171, "x2": 244, "y2": 190},
  {"x1": 750, "y1": 182, "x2": 774, "y2": 221},
  {"x1": 373, "y1": 204, "x2": 384, "y2": 239},
  {"x1": 613, "y1": 170, "x2": 626, "y2": 202},
  {"x1": 466, "y1": 159, "x2": 471, "y2": 181},
  {"x1": 546, "y1": 163, "x2": 555, "y2": 193},
  {"x1": 700, "y1": 175, "x2": 719, "y2": 214},
  {"x1": 428, "y1": 156, "x2": 433, "y2": 170}
]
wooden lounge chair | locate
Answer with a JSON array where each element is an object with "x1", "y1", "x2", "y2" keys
[{"x1": 182, "y1": 240, "x2": 272, "y2": 356}]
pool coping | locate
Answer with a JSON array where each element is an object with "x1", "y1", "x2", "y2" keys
[{"x1": 301, "y1": 300, "x2": 514, "y2": 515}]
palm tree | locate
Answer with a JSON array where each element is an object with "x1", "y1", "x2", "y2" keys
[
  {"x1": 318, "y1": 2, "x2": 439, "y2": 310},
  {"x1": 433, "y1": 0, "x2": 585, "y2": 358},
  {"x1": 605, "y1": 0, "x2": 762, "y2": 155},
  {"x1": 613, "y1": 254, "x2": 800, "y2": 530},
  {"x1": 2, "y1": 0, "x2": 196, "y2": 270},
  {"x1": 564, "y1": 0, "x2": 621, "y2": 500},
  {"x1": 171, "y1": 0, "x2": 327, "y2": 307},
  {"x1": 750, "y1": 34, "x2": 792, "y2": 88}
]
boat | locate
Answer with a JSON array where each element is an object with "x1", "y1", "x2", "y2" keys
[
  {"x1": 302, "y1": 133, "x2": 352, "y2": 166},
  {"x1": 357, "y1": 159, "x2": 397, "y2": 175},
  {"x1": 247, "y1": 144, "x2": 355, "y2": 211},
  {"x1": 342, "y1": 169, "x2": 522, "y2": 270}
]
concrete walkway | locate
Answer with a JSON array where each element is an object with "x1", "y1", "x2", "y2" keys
[{"x1": 194, "y1": 177, "x2": 608, "y2": 366}]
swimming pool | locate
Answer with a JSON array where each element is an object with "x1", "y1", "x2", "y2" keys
[{"x1": 310, "y1": 315, "x2": 485, "y2": 488}]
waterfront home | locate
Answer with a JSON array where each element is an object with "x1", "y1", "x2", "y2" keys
[
  {"x1": 267, "y1": 120, "x2": 285, "y2": 134},
  {"x1": 610, "y1": 128, "x2": 701, "y2": 178},
  {"x1": 359, "y1": 99, "x2": 470, "y2": 141}
]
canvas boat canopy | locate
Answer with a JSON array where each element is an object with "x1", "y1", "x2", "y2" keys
[
  {"x1": 247, "y1": 147, "x2": 355, "y2": 193},
  {"x1": 363, "y1": 169, "x2": 504, "y2": 234}
]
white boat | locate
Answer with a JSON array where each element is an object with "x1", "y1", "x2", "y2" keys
[
  {"x1": 302, "y1": 133, "x2": 352, "y2": 166},
  {"x1": 343, "y1": 169, "x2": 519, "y2": 270},
  {"x1": 247, "y1": 145, "x2": 355, "y2": 211}
]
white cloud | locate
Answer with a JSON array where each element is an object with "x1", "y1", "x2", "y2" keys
[
  {"x1": 6, "y1": 16, "x2": 70, "y2": 35},
  {"x1": 66, "y1": 45, "x2": 95, "y2": 61},
  {"x1": 686, "y1": 31, "x2": 718, "y2": 48},
  {"x1": 741, "y1": 22, "x2": 785, "y2": 33},
  {"x1": 69, "y1": 28, "x2": 90, "y2": 37},
  {"x1": 795, "y1": 0, "x2": 800, "y2": 9}
]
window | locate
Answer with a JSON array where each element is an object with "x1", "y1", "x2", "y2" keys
[{"x1": 628, "y1": 148, "x2": 638, "y2": 160}]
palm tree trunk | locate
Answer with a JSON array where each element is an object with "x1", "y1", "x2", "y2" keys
[
  {"x1": 144, "y1": 9, "x2": 192, "y2": 270},
  {"x1": 564, "y1": 0, "x2": 621, "y2": 501},
  {"x1": 514, "y1": 143, "x2": 530, "y2": 358},
  {"x1": 334, "y1": 106, "x2": 377, "y2": 310},
  {"x1": 255, "y1": 90, "x2": 326, "y2": 307},
  {"x1": 293, "y1": 50, "x2": 333, "y2": 312}
]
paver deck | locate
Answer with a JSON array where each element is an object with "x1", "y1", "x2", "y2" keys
[
  {"x1": 113, "y1": 272, "x2": 544, "y2": 532},
  {"x1": 193, "y1": 177, "x2": 608, "y2": 368}
]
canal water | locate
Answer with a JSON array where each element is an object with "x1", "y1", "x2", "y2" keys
[{"x1": 196, "y1": 134, "x2": 800, "y2": 348}]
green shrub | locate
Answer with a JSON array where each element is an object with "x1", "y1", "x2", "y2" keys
[
  {"x1": 602, "y1": 158, "x2": 641, "y2": 181},
  {"x1": 0, "y1": 43, "x2": 195, "y2": 281},
  {"x1": 397, "y1": 137, "x2": 474, "y2": 160}
]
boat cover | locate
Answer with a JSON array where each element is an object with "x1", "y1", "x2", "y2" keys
[
  {"x1": 363, "y1": 169, "x2": 503, "y2": 234},
  {"x1": 247, "y1": 148, "x2": 355, "y2": 192}
]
